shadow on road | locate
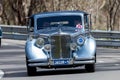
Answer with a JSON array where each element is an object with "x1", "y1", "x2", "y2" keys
[
  {"x1": 4, "y1": 71, "x2": 27, "y2": 78},
  {"x1": 4, "y1": 68, "x2": 87, "y2": 77},
  {"x1": 36, "y1": 68, "x2": 87, "y2": 76},
  {"x1": 3, "y1": 62, "x2": 120, "y2": 78}
]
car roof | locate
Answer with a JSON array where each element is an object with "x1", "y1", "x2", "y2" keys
[{"x1": 30, "y1": 10, "x2": 89, "y2": 18}]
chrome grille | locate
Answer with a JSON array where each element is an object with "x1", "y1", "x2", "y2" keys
[{"x1": 51, "y1": 35, "x2": 71, "y2": 59}]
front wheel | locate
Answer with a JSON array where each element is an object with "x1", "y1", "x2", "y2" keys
[
  {"x1": 26, "y1": 57, "x2": 37, "y2": 76},
  {"x1": 85, "y1": 64, "x2": 95, "y2": 72},
  {"x1": 27, "y1": 65, "x2": 37, "y2": 76}
]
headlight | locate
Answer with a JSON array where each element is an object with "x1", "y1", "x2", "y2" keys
[
  {"x1": 44, "y1": 44, "x2": 51, "y2": 51},
  {"x1": 70, "y1": 43, "x2": 77, "y2": 50},
  {"x1": 35, "y1": 38, "x2": 44, "y2": 48},
  {"x1": 77, "y1": 36, "x2": 85, "y2": 45}
]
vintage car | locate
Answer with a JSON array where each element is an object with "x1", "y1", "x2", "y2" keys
[
  {"x1": 0, "y1": 26, "x2": 2, "y2": 47},
  {"x1": 25, "y1": 11, "x2": 96, "y2": 76}
]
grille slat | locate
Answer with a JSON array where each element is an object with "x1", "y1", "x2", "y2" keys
[{"x1": 51, "y1": 35, "x2": 71, "y2": 59}]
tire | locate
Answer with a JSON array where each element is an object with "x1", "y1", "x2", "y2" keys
[
  {"x1": 95, "y1": 52, "x2": 97, "y2": 63},
  {"x1": 0, "y1": 38, "x2": 1, "y2": 47},
  {"x1": 85, "y1": 63, "x2": 95, "y2": 72},
  {"x1": 26, "y1": 57, "x2": 37, "y2": 76}
]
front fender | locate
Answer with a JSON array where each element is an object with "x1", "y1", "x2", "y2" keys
[
  {"x1": 76, "y1": 37, "x2": 96, "y2": 58},
  {"x1": 25, "y1": 39, "x2": 47, "y2": 60}
]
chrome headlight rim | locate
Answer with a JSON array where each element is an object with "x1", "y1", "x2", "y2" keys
[
  {"x1": 77, "y1": 36, "x2": 85, "y2": 46},
  {"x1": 35, "y1": 38, "x2": 45, "y2": 48}
]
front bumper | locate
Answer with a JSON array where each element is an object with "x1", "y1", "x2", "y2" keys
[{"x1": 27, "y1": 57, "x2": 95, "y2": 68}]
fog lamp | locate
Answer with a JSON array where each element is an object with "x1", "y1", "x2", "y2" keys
[
  {"x1": 70, "y1": 43, "x2": 77, "y2": 50},
  {"x1": 44, "y1": 44, "x2": 51, "y2": 51}
]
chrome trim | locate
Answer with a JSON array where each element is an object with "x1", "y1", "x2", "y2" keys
[
  {"x1": 51, "y1": 34, "x2": 71, "y2": 59},
  {"x1": 28, "y1": 59, "x2": 48, "y2": 63},
  {"x1": 28, "y1": 63, "x2": 48, "y2": 67},
  {"x1": 75, "y1": 57, "x2": 95, "y2": 61},
  {"x1": 74, "y1": 60, "x2": 95, "y2": 64},
  {"x1": 28, "y1": 59, "x2": 95, "y2": 67}
]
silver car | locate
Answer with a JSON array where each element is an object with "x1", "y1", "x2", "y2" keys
[{"x1": 25, "y1": 11, "x2": 96, "y2": 76}]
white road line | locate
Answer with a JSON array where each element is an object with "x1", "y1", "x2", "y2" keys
[
  {"x1": 0, "y1": 70, "x2": 4, "y2": 79},
  {"x1": 0, "y1": 49, "x2": 24, "y2": 53},
  {"x1": 2, "y1": 43, "x2": 25, "y2": 48},
  {"x1": 97, "y1": 60, "x2": 105, "y2": 63}
]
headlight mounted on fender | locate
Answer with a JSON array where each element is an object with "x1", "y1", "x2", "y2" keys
[
  {"x1": 77, "y1": 36, "x2": 85, "y2": 46},
  {"x1": 35, "y1": 38, "x2": 45, "y2": 48}
]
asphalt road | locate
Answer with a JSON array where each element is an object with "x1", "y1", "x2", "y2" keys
[{"x1": 0, "y1": 39, "x2": 120, "y2": 80}]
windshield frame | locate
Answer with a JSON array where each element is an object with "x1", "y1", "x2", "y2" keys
[
  {"x1": 37, "y1": 15, "x2": 83, "y2": 29},
  {"x1": 34, "y1": 13, "x2": 85, "y2": 34}
]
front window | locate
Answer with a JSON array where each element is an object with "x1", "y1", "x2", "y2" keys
[{"x1": 37, "y1": 15, "x2": 82, "y2": 30}]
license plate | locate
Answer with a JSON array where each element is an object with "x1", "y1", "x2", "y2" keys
[{"x1": 54, "y1": 59, "x2": 69, "y2": 65}]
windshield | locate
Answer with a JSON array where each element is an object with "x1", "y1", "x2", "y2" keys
[{"x1": 37, "y1": 15, "x2": 82, "y2": 30}]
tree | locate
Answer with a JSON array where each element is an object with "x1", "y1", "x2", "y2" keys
[
  {"x1": 0, "y1": 0, "x2": 3, "y2": 24},
  {"x1": 0, "y1": 1, "x2": 3, "y2": 16},
  {"x1": 0, "y1": 0, "x2": 120, "y2": 31},
  {"x1": 100, "y1": 0, "x2": 120, "y2": 31}
]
